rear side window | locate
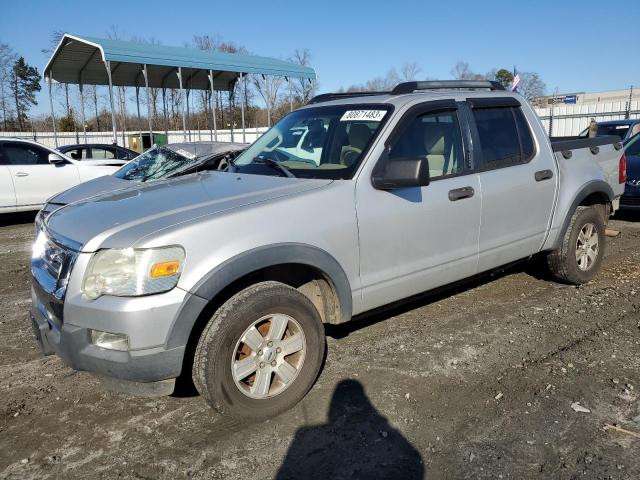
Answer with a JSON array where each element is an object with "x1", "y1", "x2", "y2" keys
[
  {"x1": 91, "y1": 148, "x2": 116, "y2": 159},
  {"x1": 472, "y1": 106, "x2": 535, "y2": 169},
  {"x1": 66, "y1": 148, "x2": 90, "y2": 160}
]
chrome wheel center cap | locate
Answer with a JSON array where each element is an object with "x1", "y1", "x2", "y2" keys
[{"x1": 264, "y1": 347, "x2": 277, "y2": 363}]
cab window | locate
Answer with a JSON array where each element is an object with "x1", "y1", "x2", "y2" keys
[
  {"x1": 2, "y1": 143, "x2": 49, "y2": 165},
  {"x1": 388, "y1": 109, "x2": 465, "y2": 180}
]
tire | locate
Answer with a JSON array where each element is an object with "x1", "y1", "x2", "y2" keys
[
  {"x1": 546, "y1": 205, "x2": 606, "y2": 285},
  {"x1": 192, "y1": 281, "x2": 325, "y2": 420}
]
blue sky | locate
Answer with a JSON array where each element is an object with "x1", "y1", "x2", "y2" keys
[{"x1": 1, "y1": 0, "x2": 637, "y2": 115}]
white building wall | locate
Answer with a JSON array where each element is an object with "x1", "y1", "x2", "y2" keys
[{"x1": 535, "y1": 100, "x2": 639, "y2": 136}]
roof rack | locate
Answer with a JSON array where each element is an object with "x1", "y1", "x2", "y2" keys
[
  {"x1": 306, "y1": 80, "x2": 506, "y2": 105},
  {"x1": 307, "y1": 91, "x2": 389, "y2": 105},
  {"x1": 391, "y1": 80, "x2": 505, "y2": 94}
]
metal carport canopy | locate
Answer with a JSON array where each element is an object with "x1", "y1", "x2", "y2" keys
[
  {"x1": 43, "y1": 33, "x2": 316, "y2": 147},
  {"x1": 44, "y1": 34, "x2": 316, "y2": 91}
]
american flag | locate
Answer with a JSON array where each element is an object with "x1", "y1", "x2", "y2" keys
[{"x1": 511, "y1": 72, "x2": 521, "y2": 92}]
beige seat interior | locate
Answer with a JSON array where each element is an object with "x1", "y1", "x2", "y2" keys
[
  {"x1": 423, "y1": 123, "x2": 457, "y2": 177},
  {"x1": 340, "y1": 123, "x2": 372, "y2": 166}
]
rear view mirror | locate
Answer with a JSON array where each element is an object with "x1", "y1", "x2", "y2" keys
[
  {"x1": 48, "y1": 153, "x2": 65, "y2": 165},
  {"x1": 372, "y1": 152, "x2": 430, "y2": 190}
]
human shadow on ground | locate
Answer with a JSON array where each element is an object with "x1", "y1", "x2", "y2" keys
[{"x1": 275, "y1": 379, "x2": 425, "y2": 480}]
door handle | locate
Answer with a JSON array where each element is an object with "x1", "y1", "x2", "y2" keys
[
  {"x1": 15, "y1": 172, "x2": 29, "y2": 177},
  {"x1": 448, "y1": 186, "x2": 475, "y2": 201},
  {"x1": 535, "y1": 169, "x2": 553, "y2": 182}
]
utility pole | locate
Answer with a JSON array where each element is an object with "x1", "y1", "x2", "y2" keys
[
  {"x1": 625, "y1": 85, "x2": 633, "y2": 120},
  {"x1": 548, "y1": 87, "x2": 558, "y2": 137}
]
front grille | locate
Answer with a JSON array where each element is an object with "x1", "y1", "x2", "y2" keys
[
  {"x1": 32, "y1": 230, "x2": 78, "y2": 300},
  {"x1": 32, "y1": 230, "x2": 79, "y2": 329}
]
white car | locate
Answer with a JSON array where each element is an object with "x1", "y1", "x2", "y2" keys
[{"x1": 0, "y1": 138, "x2": 119, "y2": 213}]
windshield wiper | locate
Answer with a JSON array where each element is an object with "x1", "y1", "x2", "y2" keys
[{"x1": 253, "y1": 156, "x2": 296, "y2": 178}]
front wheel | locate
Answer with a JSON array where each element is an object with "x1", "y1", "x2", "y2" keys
[
  {"x1": 192, "y1": 281, "x2": 325, "y2": 420},
  {"x1": 546, "y1": 206, "x2": 606, "y2": 284}
]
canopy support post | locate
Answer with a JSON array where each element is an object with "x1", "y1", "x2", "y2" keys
[
  {"x1": 186, "y1": 88, "x2": 191, "y2": 141},
  {"x1": 105, "y1": 60, "x2": 118, "y2": 145},
  {"x1": 229, "y1": 82, "x2": 234, "y2": 143},
  {"x1": 209, "y1": 71, "x2": 218, "y2": 141},
  {"x1": 47, "y1": 75, "x2": 58, "y2": 148},
  {"x1": 135, "y1": 85, "x2": 143, "y2": 151},
  {"x1": 79, "y1": 82, "x2": 87, "y2": 143},
  {"x1": 161, "y1": 87, "x2": 168, "y2": 137},
  {"x1": 143, "y1": 64, "x2": 153, "y2": 145},
  {"x1": 240, "y1": 73, "x2": 246, "y2": 143},
  {"x1": 177, "y1": 67, "x2": 187, "y2": 141},
  {"x1": 288, "y1": 77, "x2": 293, "y2": 112}
]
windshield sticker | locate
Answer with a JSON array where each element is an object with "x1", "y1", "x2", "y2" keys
[
  {"x1": 340, "y1": 110, "x2": 387, "y2": 122},
  {"x1": 175, "y1": 148, "x2": 196, "y2": 159}
]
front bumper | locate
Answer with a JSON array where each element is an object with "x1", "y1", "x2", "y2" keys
[
  {"x1": 31, "y1": 285, "x2": 185, "y2": 388},
  {"x1": 30, "y1": 230, "x2": 191, "y2": 395}
]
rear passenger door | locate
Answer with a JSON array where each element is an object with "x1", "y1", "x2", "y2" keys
[
  {"x1": 0, "y1": 145, "x2": 17, "y2": 212},
  {"x1": 469, "y1": 97, "x2": 557, "y2": 272}
]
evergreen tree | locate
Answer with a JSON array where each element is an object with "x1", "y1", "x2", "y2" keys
[{"x1": 11, "y1": 57, "x2": 41, "y2": 131}]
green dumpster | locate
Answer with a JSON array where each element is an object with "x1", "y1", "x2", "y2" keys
[{"x1": 127, "y1": 132, "x2": 168, "y2": 153}]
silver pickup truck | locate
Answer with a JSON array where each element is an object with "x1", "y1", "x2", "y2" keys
[{"x1": 31, "y1": 80, "x2": 627, "y2": 420}]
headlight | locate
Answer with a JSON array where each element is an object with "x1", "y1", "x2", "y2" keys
[{"x1": 82, "y1": 246, "x2": 185, "y2": 300}]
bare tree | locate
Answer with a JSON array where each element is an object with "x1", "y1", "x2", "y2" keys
[
  {"x1": 290, "y1": 49, "x2": 316, "y2": 105},
  {"x1": 41, "y1": 31, "x2": 73, "y2": 118},
  {"x1": 518, "y1": 72, "x2": 546, "y2": 102},
  {"x1": 400, "y1": 62, "x2": 422, "y2": 81},
  {"x1": 450, "y1": 61, "x2": 474, "y2": 80},
  {"x1": 106, "y1": 26, "x2": 129, "y2": 138},
  {"x1": 252, "y1": 74, "x2": 283, "y2": 127},
  {"x1": 0, "y1": 43, "x2": 17, "y2": 130}
]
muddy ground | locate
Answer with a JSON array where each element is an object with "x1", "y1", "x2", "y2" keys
[{"x1": 0, "y1": 211, "x2": 639, "y2": 479}]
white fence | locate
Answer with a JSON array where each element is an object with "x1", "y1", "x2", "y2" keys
[
  {"x1": 534, "y1": 100, "x2": 640, "y2": 137},
  {"x1": 0, "y1": 128, "x2": 268, "y2": 149},
  {"x1": 3, "y1": 102, "x2": 640, "y2": 147}
]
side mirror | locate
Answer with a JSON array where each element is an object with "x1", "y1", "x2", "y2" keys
[
  {"x1": 48, "y1": 153, "x2": 65, "y2": 165},
  {"x1": 372, "y1": 151, "x2": 430, "y2": 190}
]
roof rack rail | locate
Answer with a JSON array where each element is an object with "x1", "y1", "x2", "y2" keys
[
  {"x1": 307, "y1": 91, "x2": 389, "y2": 105},
  {"x1": 391, "y1": 80, "x2": 505, "y2": 95}
]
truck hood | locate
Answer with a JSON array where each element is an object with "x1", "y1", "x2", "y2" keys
[
  {"x1": 45, "y1": 172, "x2": 331, "y2": 252},
  {"x1": 48, "y1": 175, "x2": 129, "y2": 206}
]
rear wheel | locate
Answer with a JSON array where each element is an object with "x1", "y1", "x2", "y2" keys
[
  {"x1": 546, "y1": 206, "x2": 606, "y2": 284},
  {"x1": 192, "y1": 281, "x2": 325, "y2": 420}
]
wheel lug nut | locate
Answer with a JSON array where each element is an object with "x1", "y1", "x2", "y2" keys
[
  {"x1": 271, "y1": 361, "x2": 277, "y2": 367},
  {"x1": 258, "y1": 350, "x2": 263, "y2": 356},
  {"x1": 267, "y1": 341, "x2": 273, "y2": 347},
  {"x1": 276, "y1": 347, "x2": 281, "y2": 353},
  {"x1": 259, "y1": 362, "x2": 265, "y2": 368}
]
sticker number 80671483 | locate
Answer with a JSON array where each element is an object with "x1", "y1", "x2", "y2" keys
[{"x1": 340, "y1": 110, "x2": 387, "y2": 122}]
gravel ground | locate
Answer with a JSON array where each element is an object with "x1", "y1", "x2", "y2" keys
[{"x1": 1, "y1": 211, "x2": 639, "y2": 480}]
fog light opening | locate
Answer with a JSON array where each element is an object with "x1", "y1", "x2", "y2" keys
[{"x1": 90, "y1": 330, "x2": 129, "y2": 351}]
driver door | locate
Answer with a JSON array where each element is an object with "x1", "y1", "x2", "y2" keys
[
  {"x1": 356, "y1": 101, "x2": 481, "y2": 311},
  {"x1": 2, "y1": 142, "x2": 80, "y2": 208}
]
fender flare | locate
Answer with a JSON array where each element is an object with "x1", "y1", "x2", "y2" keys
[
  {"x1": 553, "y1": 180, "x2": 614, "y2": 249},
  {"x1": 165, "y1": 243, "x2": 352, "y2": 350}
]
